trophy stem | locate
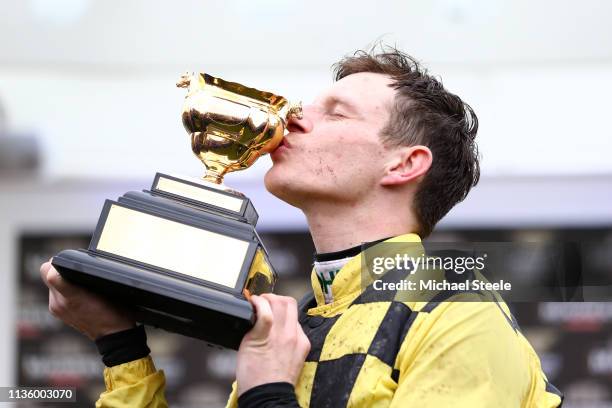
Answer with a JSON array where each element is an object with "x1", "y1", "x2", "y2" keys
[{"x1": 203, "y1": 170, "x2": 224, "y2": 184}]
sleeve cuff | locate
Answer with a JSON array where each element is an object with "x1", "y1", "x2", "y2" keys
[
  {"x1": 95, "y1": 325, "x2": 150, "y2": 367},
  {"x1": 238, "y1": 382, "x2": 299, "y2": 408}
]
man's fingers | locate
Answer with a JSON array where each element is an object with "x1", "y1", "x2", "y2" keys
[
  {"x1": 282, "y1": 296, "x2": 298, "y2": 333},
  {"x1": 246, "y1": 294, "x2": 302, "y2": 350},
  {"x1": 296, "y1": 324, "x2": 311, "y2": 358},
  {"x1": 39, "y1": 261, "x2": 53, "y2": 287},
  {"x1": 249, "y1": 295, "x2": 274, "y2": 338},
  {"x1": 44, "y1": 266, "x2": 80, "y2": 297},
  {"x1": 48, "y1": 288, "x2": 66, "y2": 318},
  {"x1": 260, "y1": 294, "x2": 300, "y2": 336},
  {"x1": 261, "y1": 293, "x2": 291, "y2": 327}
]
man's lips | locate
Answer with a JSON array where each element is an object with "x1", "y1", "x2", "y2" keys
[
  {"x1": 271, "y1": 137, "x2": 292, "y2": 160},
  {"x1": 274, "y1": 136, "x2": 293, "y2": 152},
  {"x1": 278, "y1": 137, "x2": 292, "y2": 149}
]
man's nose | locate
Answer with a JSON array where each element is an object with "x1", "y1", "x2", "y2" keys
[{"x1": 286, "y1": 105, "x2": 314, "y2": 133}]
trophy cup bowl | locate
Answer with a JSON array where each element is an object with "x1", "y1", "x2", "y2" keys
[
  {"x1": 178, "y1": 72, "x2": 303, "y2": 184},
  {"x1": 51, "y1": 73, "x2": 302, "y2": 349}
]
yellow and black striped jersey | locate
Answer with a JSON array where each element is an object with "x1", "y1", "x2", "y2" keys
[
  {"x1": 226, "y1": 233, "x2": 562, "y2": 407},
  {"x1": 93, "y1": 233, "x2": 562, "y2": 407}
]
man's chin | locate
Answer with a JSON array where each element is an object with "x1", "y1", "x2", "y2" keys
[
  {"x1": 264, "y1": 170, "x2": 303, "y2": 207},
  {"x1": 263, "y1": 167, "x2": 283, "y2": 194}
]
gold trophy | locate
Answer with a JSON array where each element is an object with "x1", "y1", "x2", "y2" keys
[{"x1": 52, "y1": 73, "x2": 302, "y2": 349}]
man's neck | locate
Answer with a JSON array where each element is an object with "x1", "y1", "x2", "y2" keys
[{"x1": 303, "y1": 199, "x2": 419, "y2": 253}]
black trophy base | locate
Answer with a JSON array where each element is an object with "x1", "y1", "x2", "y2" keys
[{"x1": 52, "y1": 249, "x2": 254, "y2": 350}]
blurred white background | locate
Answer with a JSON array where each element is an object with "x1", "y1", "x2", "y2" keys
[
  {"x1": 1, "y1": 0, "x2": 612, "y2": 404},
  {"x1": 2, "y1": 0, "x2": 612, "y2": 180}
]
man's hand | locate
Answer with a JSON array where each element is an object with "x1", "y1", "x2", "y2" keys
[
  {"x1": 40, "y1": 260, "x2": 135, "y2": 340},
  {"x1": 236, "y1": 294, "x2": 310, "y2": 396}
]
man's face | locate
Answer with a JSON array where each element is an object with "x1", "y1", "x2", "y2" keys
[{"x1": 265, "y1": 72, "x2": 397, "y2": 208}]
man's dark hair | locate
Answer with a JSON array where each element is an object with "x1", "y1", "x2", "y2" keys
[{"x1": 333, "y1": 46, "x2": 480, "y2": 237}]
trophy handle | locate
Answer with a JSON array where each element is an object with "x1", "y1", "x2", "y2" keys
[{"x1": 286, "y1": 101, "x2": 303, "y2": 121}]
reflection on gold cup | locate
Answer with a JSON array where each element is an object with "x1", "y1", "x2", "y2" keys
[{"x1": 177, "y1": 73, "x2": 302, "y2": 184}]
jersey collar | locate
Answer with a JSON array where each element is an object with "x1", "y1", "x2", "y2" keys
[{"x1": 308, "y1": 233, "x2": 423, "y2": 316}]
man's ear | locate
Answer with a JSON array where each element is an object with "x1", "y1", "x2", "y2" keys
[{"x1": 380, "y1": 145, "x2": 432, "y2": 186}]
